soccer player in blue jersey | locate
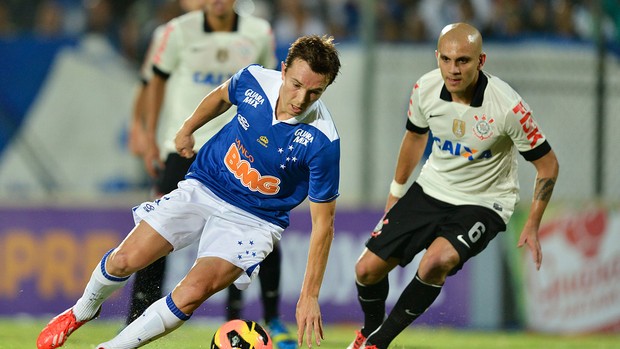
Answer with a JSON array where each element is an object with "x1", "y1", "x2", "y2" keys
[
  {"x1": 347, "y1": 23, "x2": 559, "y2": 349},
  {"x1": 37, "y1": 34, "x2": 341, "y2": 349},
  {"x1": 126, "y1": 1, "x2": 293, "y2": 345}
]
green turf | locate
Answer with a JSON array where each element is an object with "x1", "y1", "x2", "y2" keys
[{"x1": 4, "y1": 318, "x2": 619, "y2": 349}]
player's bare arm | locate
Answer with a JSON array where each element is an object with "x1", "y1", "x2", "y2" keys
[
  {"x1": 394, "y1": 130, "x2": 428, "y2": 184},
  {"x1": 175, "y1": 80, "x2": 233, "y2": 158},
  {"x1": 296, "y1": 200, "x2": 336, "y2": 348},
  {"x1": 518, "y1": 149, "x2": 559, "y2": 270},
  {"x1": 143, "y1": 74, "x2": 167, "y2": 176},
  {"x1": 387, "y1": 130, "x2": 429, "y2": 210},
  {"x1": 128, "y1": 83, "x2": 148, "y2": 156}
]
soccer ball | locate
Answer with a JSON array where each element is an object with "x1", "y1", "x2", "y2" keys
[{"x1": 211, "y1": 319, "x2": 273, "y2": 349}]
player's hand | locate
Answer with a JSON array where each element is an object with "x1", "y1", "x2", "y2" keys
[
  {"x1": 385, "y1": 193, "x2": 399, "y2": 212},
  {"x1": 128, "y1": 121, "x2": 147, "y2": 156},
  {"x1": 295, "y1": 295, "x2": 323, "y2": 348},
  {"x1": 517, "y1": 225, "x2": 543, "y2": 270},
  {"x1": 143, "y1": 140, "x2": 164, "y2": 178},
  {"x1": 174, "y1": 131, "x2": 195, "y2": 159}
]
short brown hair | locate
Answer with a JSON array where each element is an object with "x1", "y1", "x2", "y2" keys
[{"x1": 284, "y1": 35, "x2": 341, "y2": 85}]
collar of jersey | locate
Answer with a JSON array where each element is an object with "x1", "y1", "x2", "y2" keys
[
  {"x1": 202, "y1": 11, "x2": 239, "y2": 33},
  {"x1": 273, "y1": 104, "x2": 316, "y2": 125},
  {"x1": 439, "y1": 70, "x2": 488, "y2": 107}
]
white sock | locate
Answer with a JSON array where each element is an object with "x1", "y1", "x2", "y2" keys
[
  {"x1": 73, "y1": 249, "x2": 129, "y2": 321},
  {"x1": 97, "y1": 294, "x2": 191, "y2": 349}
]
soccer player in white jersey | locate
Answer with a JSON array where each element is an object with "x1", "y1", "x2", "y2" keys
[
  {"x1": 144, "y1": 0, "x2": 276, "y2": 193},
  {"x1": 36, "y1": 34, "x2": 341, "y2": 349},
  {"x1": 347, "y1": 23, "x2": 559, "y2": 349}
]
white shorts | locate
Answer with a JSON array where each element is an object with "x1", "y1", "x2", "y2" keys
[{"x1": 132, "y1": 179, "x2": 284, "y2": 290}]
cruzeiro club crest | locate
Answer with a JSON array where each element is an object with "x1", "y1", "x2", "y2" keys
[{"x1": 472, "y1": 114, "x2": 494, "y2": 140}]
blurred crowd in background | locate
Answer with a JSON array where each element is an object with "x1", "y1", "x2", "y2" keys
[{"x1": 0, "y1": 0, "x2": 619, "y2": 69}]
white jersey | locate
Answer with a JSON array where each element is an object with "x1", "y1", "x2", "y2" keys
[
  {"x1": 408, "y1": 69, "x2": 551, "y2": 223},
  {"x1": 139, "y1": 25, "x2": 175, "y2": 127},
  {"x1": 139, "y1": 24, "x2": 166, "y2": 83},
  {"x1": 152, "y1": 10, "x2": 277, "y2": 156}
]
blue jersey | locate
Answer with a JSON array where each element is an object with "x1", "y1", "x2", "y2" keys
[{"x1": 187, "y1": 64, "x2": 340, "y2": 228}]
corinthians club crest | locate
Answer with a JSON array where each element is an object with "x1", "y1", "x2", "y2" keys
[{"x1": 472, "y1": 114, "x2": 495, "y2": 140}]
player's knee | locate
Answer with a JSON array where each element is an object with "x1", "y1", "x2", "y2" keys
[
  {"x1": 419, "y1": 247, "x2": 460, "y2": 283},
  {"x1": 355, "y1": 259, "x2": 383, "y2": 285},
  {"x1": 106, "y1": 249, "x2": 140, "y2": 277}
]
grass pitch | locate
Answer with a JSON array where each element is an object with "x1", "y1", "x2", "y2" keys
[{"x1": 3, "y1": 318, "x2": 618, "y2": 349}]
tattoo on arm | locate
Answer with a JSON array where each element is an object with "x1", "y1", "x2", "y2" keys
[{"x1": 535, "y1": 178, "x2": 556, "y2": 202}]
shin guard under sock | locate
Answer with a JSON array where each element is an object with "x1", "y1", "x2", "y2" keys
[
  {"x1": 367, "y1": 273, "x2": 442, "y2": 349},
  {"x1": 356, "y1": 276, "x2": 389, "y2": 337},
  {"x1": 74, "y1": 249, "x2": 130, "y2": 321},
  {"x1": 98, "y1": 293, "x2": 191, "y2": 348}
]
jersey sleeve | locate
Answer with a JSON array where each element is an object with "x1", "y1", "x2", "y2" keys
[
  {"x1": 152, "y1": 20, "x2": 182, "y2": 76},
  {"x1": 139, "y1": 25, "x2": 165, "y2": 83},
  {"x1": 406, "y1": 81, "x2": 429, "y2": 133},
  {"x1": 505, "y1": 100, "x2": 551, "y2": 161},
  {"x1": 228, "y1": 65, "x2": 249, "y2": 106},
  {"x1": 307, "y1": 139, "x2": 340, "y2": 203}
]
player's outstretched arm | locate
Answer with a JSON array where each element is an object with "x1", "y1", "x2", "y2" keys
[
  {"x1": 518, "y1": 149, "x2": 559, "y2": 270},
  {"x1": 175, "y1": 80, "x2": 233, "y2": 158},
  {"x1": 296, "y1": 200, "x2": 336, "y2": 348}
]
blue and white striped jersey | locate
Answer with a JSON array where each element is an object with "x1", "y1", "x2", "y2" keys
[{"x1": 187, "y1": 64, "x2": 340, "y2": 228}]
